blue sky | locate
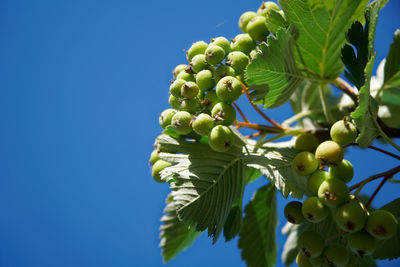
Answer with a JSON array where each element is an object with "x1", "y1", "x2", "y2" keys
[{"x1": 0, "y1": 0, "x2": 399, "y2": 266}]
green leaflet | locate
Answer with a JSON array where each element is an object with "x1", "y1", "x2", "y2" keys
[
  {"x1": 239, "y1": 184, "x2": 277, "y2": 267},
  {"x1": 159, "y1": 195, "x2": 201, "y2": 263},
  {"x1": 245, "y1": 27, "x2": 303, "y2": 109},
  {"x1": 279, "y1": 0, "x2": 368, "y2": 79}
]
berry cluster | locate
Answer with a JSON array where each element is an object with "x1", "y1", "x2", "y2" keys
[{"x1": 285, "y1": 120, "x2": 398, "y2": 267}]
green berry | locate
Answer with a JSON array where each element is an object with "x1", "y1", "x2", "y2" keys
[
  {"x1": 329, "y1": 159, "x2": 354, "y2": 183},
  {"x1": 181, "y1": 81, "x2": 199, "y2": 99},
  {"x1": 159, "y1": 108, "x2": 177, "y2": 128},
  {"x1": 152, "y1": 160, "x2": 171, "y2": 183},
  {"x1": 296, "y1": 252, "x2": 313, "y2": 267},
  {"x1": 205, "y1": 44, "x2": 226, "y2": 66},
  {"x1": 211, "y1": 102, "x2": 236, "y2": 126},
  {"x1": 190, "y1": 54, "x2": 208, "y2": 73},
  {"x1": 196, "y1": 69, "x2": 215, "y2": 92},
  {"x1": 348, "y1": 230, "x2": 377, "y2": 256},
  {"x1": 365, "y1": 210, "x2": 398, "y2": 240},
  {"x1": 179, "y1": 98, "x2": 199, "y2": 113},
  {"x1": 211, "y1": 36, "x2": 231, "y2": 55},
  {"x1": 315, "y1": 141, "x2": 344, "y2": 166},
  {"x1": 172, "y1": 64, "x2": 187, "y2": 79},
  {"x1": 231, "y1": 33, "x2": 256, "y2": 54},
  {"x1": 226, "y1": 51, "x2": 249, "y2": 75},
  {"x1": 169, "y1": 79, "x2": 185, "y2": 97},
  {"x1": 324, "y1": 244, "x2": 350, "y2": 267},
  {"x1": 214, "y1": 65, "x2": 236, "y2": 84},
  {"x1": 169, "y1": 95, "x2": 181, "y2": 109},
  {"x1": 284, "y1": 201, "x2": 305, "y2": 224},
  {"x1": 246, "y1": 16, "x2": 270, "y2": 41},
  {"x1": 294, "y1": 133, "x2": 320, "y2": 152},
  {"x1": 187, "y1": 41, "x2": 208, "y2": 61},
  {"x1": 308, "y1": 170, "x2": 330, "y2": 196},
  {"x1": 192, "y1": 113, "x2": 214, "y2": 136},
  {"x1": 302, "y1": 197, "x2": 328, "y2": 223},
  {"x1": 318, "y1": 178, "x2": 349, "y2": 207},
  {"x1": 335, "y1": 202, "x2": 366, "y2": 232},
  {"x1": 176, "y1": 70, "x2": 195, "y2": 82},
  {"x1": 216, "y1": 76, "x2": 242, "y2": 102},
  {"x1": 292, "y1": 152, "x2": 319, "y2": 176},
  {"x1": 149, "y1": 149, "x2": 160, "y2": 165},
  {"x1": 344, "y1": 256, "x2": 359, "y2": 267},
  {"x1": 209, "y1": 125, "x2": 234, "y2": 152},
  {"x1": 203, "y1": 90, "x2": 221, "y2": 112},
  {"x1": 171, "y1": 111, "x2": 193, "y2": 135},
  {"x1": 238, "y1": 11, "x2": 257, "y2": 32},
  {"x1": 257, "y1": 1, "x2": 280, "y2": 17},
  {"x1": 330, "y1": 120, "x2": 358, "y2": 146},
  {"x1": 298, "y1": 231, "x2": 325, "y2": 259},
  {"x1": 309, "y1": 255, "x2": 327, "y2": 267}
]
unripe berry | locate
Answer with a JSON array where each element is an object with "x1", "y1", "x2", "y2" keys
[
  {"x1": 296, "y1": 252, "x2": 313, "y2": 267},
  {"x1": 308, "y1": 170, "x2": 330, "y2": 196},
  {"x1": 179, "y1": 98, "x2": 199, "y2": 113},
  {"x1": 192, "y1": 113, "x2": 214, "y2": 136},
  {"x1": 231, "y1": 33, "x2": 256, "y2": 55},
  {"x1": 294, "y1": 133, "x2": 319, "y2": 152},
  {"x1": 315, "y1": 141, "x2": 344, "y2": 166},
  {"x1": 292, "y1": 152, "x2": 319, "y2": 176},
  {"x1": 181, "y1": 81, "x2": 199, "y2": 99},
  {"x1": 216, "y1": 76, "x2": 242, "y2": 102},
  {"x1": 330, "y1": 120, "x2": 358, "y2": 145},
  {"x1": 324, "y1": 244, "x2": 350, "y2": 266},
  {"x1": 211, "y1": 102, "x2": 237, "y2": 126},
  {"x1": 169, "y1": 79, "x2": 185, "y2": 97},
  {"x1": 318, "y1": 178, "x2": 349, "y2": 207},
  {"x1": 298, "y1": 231, "x2": 325, "y2": 258},
  {"x1": 210, "y1": 36, "x2": 230, "y2": 55},
  {"x1": 151, "y1": 160, "x2": 171, "y2": 183},
  {"x1": 301, "y1": 197, "x2": 328, "y2": 223},
  {"x1": 238, "y1": 11, "x2": 257, "y2": 32},
  {"x1": 329, "y1": 159, "x2": 354, "y2": 183},
  {"x1": 172, "y1": 64, "x2": 187, "y2": 79},
  {"x1": 149, "y1": 149, "x2": 160, "y2": 165},
  {"x1": 344, "y1": 256, "x2": 358, "y2": 267},
  {"x1": 284, "y1": 201, "x2": 305, "y2": 224},
  {"x1": 187, "y1": 41, "x2": 208, "y2": 61},
  {"x1": 176, "y1": 70, "x2": 196, "y2": 82},
  {"x1": 209, "y1": 125, "x2": 234, "y2": 152},
  {"x1": 190, "y1": 54, "x2": 208, "y2": 73},
  {"x1": 171, "y1": 111, "x2": 193, "y2": 135},
  {"x1": 159, "y1": 108, "x2": 177, "y2": 128},
  {"x1": 246, "y1": 16, "x2": 270, "y2": 41},
  {"x1": 214, "y1": 65, "x2": 236, "y2": 84},
  {"x1": 335, "y1": 202, "x2": 366, "y2": 232},
  {"x1": 226, "y1": 51, "x2": 249, "y2": 75},
  {"x1": 205, "y1": 44, "x2": 226, "y2": 66},
  {"x1": 257, "y1": 1, "x2": 280, "y2": 17},
  {"x1": 203, "y1": 90, "x2": 221, "y2": 112},
  {"x1": 169, "y1": 95, "x2": 181, "y2": 109},
  {"x1": 348, "y1": 230, "x2": 377, "y2": 256},
  {"x1": 309, "y1": 255, "x2": 326, "y2": 267},
  {"x1": 195, "y1": 70, "x2": 215, "y2": 92},
  {"x1": 365, "y1": 210, "x2": 398, "y2": 240}
]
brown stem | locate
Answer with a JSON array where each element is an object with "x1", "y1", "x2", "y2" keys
[
  {"x1": 365, "y1": 175, "x2": 391, "y2": 209},
  {"x1": 245, "y1": 132, "x2": 263, "y2": 139},
  {"x1": 333, "y1": 77, "x2": 358, "y2": 104},
  {"x1": 234, "y1": 121, "x2": 283, "y2": 133},
  {"x1": 233, "y1": 102, "x2": 249, "y2": 123},
  {"x1": 347, "y1": 143, "x2": 400, "y2": 160},
  {"x1": 349, "y1": 165, "x2": 400, "y2": 191}
]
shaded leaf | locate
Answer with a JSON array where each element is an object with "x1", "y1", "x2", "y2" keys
[
  {"x1": 223, "y1": 205, "x2": 243, "y2": 242},
  {"x1": 281, "y1": 223, "x2": 307, "y2": 266},
  {"x1": 239, "y1": 184, "x2": 277, "y2": 267}
]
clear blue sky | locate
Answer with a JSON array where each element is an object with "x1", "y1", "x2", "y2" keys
[{"x1": 0, "y1": 0, "x2": 399, "y2": 266}]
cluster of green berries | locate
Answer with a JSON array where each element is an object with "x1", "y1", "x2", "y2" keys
[
  {"x1": 156, "y1": 2, "x2": 286, "y2": 154},
  {"x1": 285, "y1": 120, "x2": 398, "y2": 266}
]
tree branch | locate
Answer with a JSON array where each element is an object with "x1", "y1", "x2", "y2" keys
[
  {"x1": 234, "y1": 121, "x2": 283, "y2": 133},
  {"x1": 333, "y1": 77, "x2": 358, "y2": 104},
  {"x1": 233, "y1": 102, "x2": 249, "y2": 123},
  {"x1": 349, "y1": 165, "x2": 400, "y2": 193}
]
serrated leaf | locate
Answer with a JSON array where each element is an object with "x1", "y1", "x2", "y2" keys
[
  {"x1": 279, "y1": 0, "x2": 368, "y2": 79},
  {"x1": 246, "y1": 166, "x2": 262, "y2": 184},
  {"x1": 265, "y1": 9, "x2": 289, "y2": 35},
  {"x1": 157, "y1": 135, "x2": 245, "y2": 243},
  {"x1": 159, "y1": 195, "x2": 201, "y2": 263},
  {"x1": 223, "y1": 205, "x2": 242, "y2": 242},
  {"x1": 342, "y1": 0, "x2": 382, "y2": 89},
  {"x1": 383, "y1": 30, "x2": 400, "y2": 86},
  {"x1": 239, "y1": 184, "x2": 277, "y2": 267},
  {"x1": 243, "y1": 140, "x2": 309, "y2": 199},
  {"x1": 373, "y1": 198, "x2": 400, "y2": 260},
  {"x1": 245, "y1": 27, "x2": 304, "y2": 109},
  {"x1": 351, "y1": 55, "x2": 381, "y2": 147}
]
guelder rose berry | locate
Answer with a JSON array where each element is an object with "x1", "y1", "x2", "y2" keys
[
  {"x1": 318, "y1": 178, "x2": 349, "y2": 207},
  {"x1": 330, "y1": 119, "x2": 358, "y2": 145},
  {"x1": 210, "y1": 36, "x2": 231, "y2": 55},
  {"x1": 211, "y1": 102, "x2": 237, "y2": 126},
  {"x1": 292, "y1": 152, "x2": 319, "y2": 176},
  {"x1": 172, "y1": 64, "x2": 187, "y2": 79},
  {"x1": 205, "y1": 44, "x2": 226, "y2": 66},
  {"x1": 307, "y1": 170, "x2": 330, "y2": 196},
  {"x1": 298, "y1": 231, "x2": 324, "y2": 259},
  {"x1": 171, "y1": 111, "x2": 193, "y2": 135},
  {"x1": 209, "y1": 125, "x2": 234, "y2": 152},
  {"x1": 226, "y1": 51, "x2": 249, "y2": 75},
  {"x1": 216, "y1": 76, "x2": 242, "y2": 102},
  {"x1": 315, "y1": 140, "x2": 344, "y2": 166},
  {"x1": 181, "y1": 81, "x2": 199, "y2": 99},
  {"x1": 329, "y1": 159, "x2": 354, "y2": 183},
  {"x1": 335, "y1": 202, "x2": 366, "y2": 232},
  {"x1": 246, "y1": 16, "x2": 269, "y2": 41},
  {"x1": 214, "y1": 65, "x2": 236, "y2": 83},
  {"x1": 192, "y1": 113, "x2": 214, "y2": 136},
  {"x1": 301, "y1": 197, "x2": 328, "y2": 223},
  {"x1": 149, "y1": 149, "x2": 160, "y2": 165},
  {"x1": 365, "y1": 210, "x2": 398, "y2": 240},
  {"x1": 196, "y1": 70, "x2": 215, "y2": 92},
  {"x1": 323, "y1": 244, "x2": 350, "y2": 266},
  {"x1": 257, "y1": 1, "x2": 280, "y2": 17},
  {"x1": 238, "y1": 11, "x2": 257, "y2": 32},
  {"x1": 159, "y1": 108, "x2": 177, "y2": 128},
  {"x1": 284, "y1": 201, "x2": 305, "y2": 224},
  {"x1": 187, "y1": 41, "x2": 208, "y2": 61},
  {"x1": 151, "y1": 160, "x2": 171, "y2": 183},
  {"x1": 190, "y1": 54, "x2": 208, "y2": 73},
  {"x1": 203, "y1": 90, "x2": 221, "y2": 112},
  {"x1": 176, "y1": 70, "x2": 195, "y2": 82},
  {"x1": 294, "y1": 133, "x2": 319, "y2": 152},
  {"x1": 348, "y1": 230, "x2": 377, "y2": 256},
  {"x1": 296, "y1": 252, "x2": 313, "y2": 267},
  {"x1": 169, "y1": 79, "x2": 185, "y2": 97},
  {"x1": 231, "y1": 33, "x2": 256, "y2": 55}
]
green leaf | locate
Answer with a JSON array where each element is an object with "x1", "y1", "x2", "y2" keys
[
  {"x1": 351, "y1": 54, "x2": 381, "y2": 147},
  {"x1": 279, "y1": 0, "x2": 368, "y2": 79},
  {"x1": 245, "y1": 27, "x2": 304, "y2": 109},
  {"x1": 281, "y1": 223, "x2": 307, "y2": 266},
  {"x1": 243, "y1": 140, "x2": 309, "y2": 199},
  {"x1": 384, "y1": 30, "x2": 400, "y2": 86},
  {"x1": 223, "y1": 205, "x2": 243, "y2": 242},
  {"x1": 159, "y1": 195, "x2": 201, "y2": 263},
  {"x1": 157, "y1": 135, "x2": 245, "y2": 243},
  {"x1": 265, "y1": 9, "x2": 289, "y2": 35},
  {"x1": 342, "y1": 0, "x2": 382, "y2": 89},
  {"x1": 239, "y1": 184, "x2": 277, "y2": 267},
  {"x1": 246, "y1": 166, "x2": 262, "y2": 184},
  {"x1": 373, "y1": 198, "x2": 400, "y2": 260},
  {"x1": 359, "y1": 256, "x2": 378, "y2": 267}
]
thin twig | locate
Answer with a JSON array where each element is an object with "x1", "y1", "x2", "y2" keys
[
  {"x1": 234, "y1": 121, "x2": 283, "y2": 133},
  {"x1": 233, "y1": 102, "x2": 249, "y2": 123},
  {"x1": 365, "y1": 175, "x2": 391, "y2": 209},
  {"x1": 245, "y1": 132, "x2": 263, "y2": 139},
  {"x1": 349, "y1": 165, "x2": 400, "y2": 193},
  {"x1": 333, "y1": 77, "x2": 358, "y2": 104}
]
